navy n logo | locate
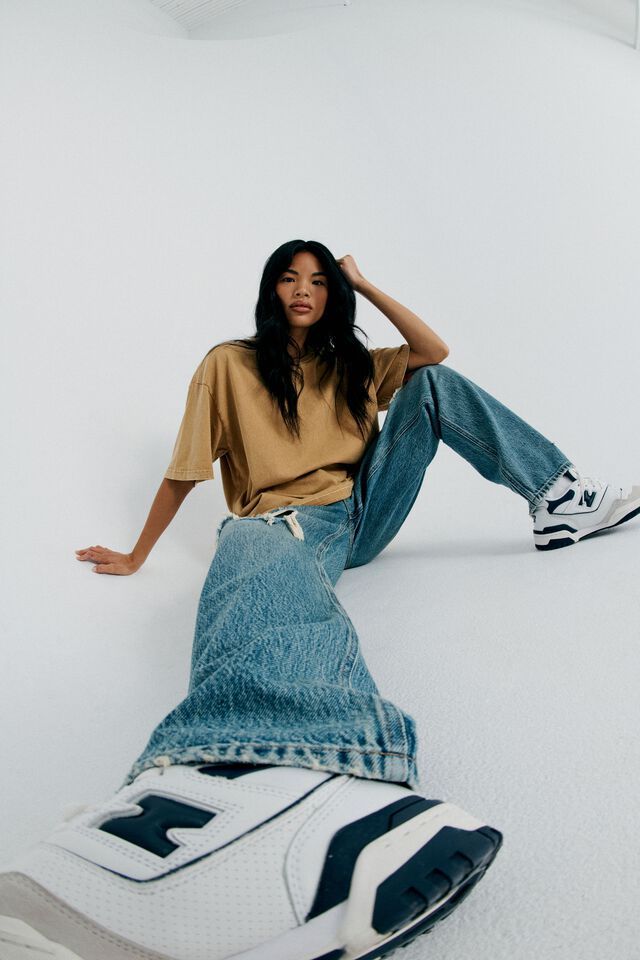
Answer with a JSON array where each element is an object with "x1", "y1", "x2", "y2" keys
[
  {"x1": 99, "y1": 795, "x2": 216, "y2": 857},
  {"x1": 581, "y1": 490, "x2": 596, "y2": 508}
]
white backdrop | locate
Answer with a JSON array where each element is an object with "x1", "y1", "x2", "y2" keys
[{"x1": 1, "y1": 1, "x2": 639, "y2": 957}]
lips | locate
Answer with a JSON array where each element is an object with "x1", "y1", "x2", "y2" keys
[{"x1": 291, "y1": 303, "x2": 311, "y2": 311}]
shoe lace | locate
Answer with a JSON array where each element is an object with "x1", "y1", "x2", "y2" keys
[{"x1": 571, "y1": 469, "x2": 602, "y2": 505}]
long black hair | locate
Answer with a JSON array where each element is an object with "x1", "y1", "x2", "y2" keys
[{"x1": 227, "y1": 239, "x2": 377, "y2": 442}]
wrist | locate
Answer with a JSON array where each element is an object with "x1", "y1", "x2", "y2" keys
[{"x1": 355, "y1": 278, "x2": 373, "y2": 296}]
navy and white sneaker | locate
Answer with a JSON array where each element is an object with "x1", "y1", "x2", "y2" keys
[
  {"x1": 533, "y1": 465, "x2": 640, "y2": 551},
  {"x1": 0, "y1": 762, "x2": 503, "y2": 960}
]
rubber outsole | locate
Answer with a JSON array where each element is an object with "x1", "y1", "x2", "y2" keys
[
  {"x1": 315, "y1": 824, "x2": 503, "y2": 960},
  {"x1": 534, "y1": 503, "x2": 640, "y2": 551}
]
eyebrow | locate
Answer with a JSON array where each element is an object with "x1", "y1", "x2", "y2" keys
[{"x1": 282, "y1": 268, "x2": 327, "y2": 276}]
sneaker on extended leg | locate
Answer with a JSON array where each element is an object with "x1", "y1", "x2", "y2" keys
[
  {"x1": 0, "y1": 762, "x2": 503, "y2": 960},
  {"x1": 533, "y1": 466, "x2": 640, "y2": 551}
]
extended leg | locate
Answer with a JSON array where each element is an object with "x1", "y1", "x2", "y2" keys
[{"x1": 121, "y1": 502, "x2": 418, "y2": 790}]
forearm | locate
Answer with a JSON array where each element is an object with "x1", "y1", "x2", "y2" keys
[
  {"x1": 130, "y1": 477, "x2": 194, "y2": 565},
  {"x1": 356, "y1": 279, "x2": 449, "y2": 363}
]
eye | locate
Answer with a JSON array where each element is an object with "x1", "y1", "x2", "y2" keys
[{"x1": 279, "y1": 276, "x2": 324, "y2": 284}]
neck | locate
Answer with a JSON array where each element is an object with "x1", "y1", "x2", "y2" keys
[{"x1": 288, "y1": 332, "x2": 308, "y2": 359}]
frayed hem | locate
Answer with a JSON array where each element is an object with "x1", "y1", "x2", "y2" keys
[
  {"x1": 528, "y1": 459, "x2": 574, "y2": 516},
  {"x1": 120, "y1": 741, "x2": 420, "y2": 792}
]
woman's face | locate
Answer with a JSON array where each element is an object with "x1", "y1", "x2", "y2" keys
[{"x1": 275, "y1": 251, "x2": 329, "y2": 334}]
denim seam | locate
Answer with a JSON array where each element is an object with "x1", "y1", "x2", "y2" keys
[
  {"x1": 314, "y1": 521, "x2": 397, "y2": 755},
  {"x1": 344, "y1": 504, "x2": 364, "y2": 568},
  {"x1": 391, "y1": 699, "x2": 410, "y2": 774},
  {"x1": 439, "y1": 411, "x2": 531, "y2": 501},
  {"x1": 314, "y1": 517, "x2": 350, "y2": 566},
  {"x1": 376, "y1": 698, "x2": 410, "y2": 779},
  {"x1": 344, "y1": 503, "x2": 364, "y2": 569},
  {"x1": 345, "y1": 647, "x2": 362, "y2": 691},
  {"x1": 314, "y1": 519, "x2": 358, "y2": 689},
  {"x1": 149, "y1": 740, "x2": 411, "y2": 758},
  {"x1": 124, "y1": 742, "x2": 417, "y2": 789},
  {"x1": 125, "y1": 740, "x2": 416, "y2": 787},
  {"x1": 367, "y1": 410, "x2": 423, "y2": 482}
]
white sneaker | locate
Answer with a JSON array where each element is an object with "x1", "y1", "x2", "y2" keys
[
  {"x1": 532, "y1": 466, "x2": 640, "y2": 551},
  {"x1": 0, "y1": 762, "x2": 502, "y2": 960}
]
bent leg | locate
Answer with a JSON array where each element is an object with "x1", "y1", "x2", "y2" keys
[{"x1": 347, "y1": 362, "x2": 572, "y2": 567}]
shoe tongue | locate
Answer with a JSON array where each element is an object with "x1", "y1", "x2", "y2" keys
[{"x1": 543, "y1": 467, "x2": 578, "y2": 504}]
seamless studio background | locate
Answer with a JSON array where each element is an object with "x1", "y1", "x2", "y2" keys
[{"x1": 1, "y1": 1, "x2": 639, "y2": 957}]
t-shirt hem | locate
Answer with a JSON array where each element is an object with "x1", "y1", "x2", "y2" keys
[
  {"x1": 243, "y1": 480, "x2": 355, "y2": 514},
  {"x1": 164, "y1": 467, "x2": 214, "y2": 481},
  {"x1": 297, "y1": 480, "x2": 354, "y2": 507}
]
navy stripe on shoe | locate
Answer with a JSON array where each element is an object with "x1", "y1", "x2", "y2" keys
[
  {"x1": 306, "y1": 796, "x2": 441, "y2": 920},
  {"x1": 533, "y1": 523, "x2": 578, "y2": 535}
]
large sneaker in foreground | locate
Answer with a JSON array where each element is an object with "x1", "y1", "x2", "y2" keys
[
  {"x1": 533, "y1": 467, "x2": 640, "y2": 551},
  {"x1": 0, "y1": 762, "x2": 503, "y2": 960}
]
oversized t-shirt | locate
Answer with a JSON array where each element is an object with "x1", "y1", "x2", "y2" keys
[{"x1": 163, "y1": 339, "x2": 411, "y2": 517}]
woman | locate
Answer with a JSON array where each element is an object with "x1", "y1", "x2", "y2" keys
[{"x1": 1, "y1": 240, "x2": 638, "y2": 960}]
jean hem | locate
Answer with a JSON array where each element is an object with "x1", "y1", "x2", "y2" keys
[
  {"x1": 120, "y1": 741, "x2": 420, "y2": 792},
  {"x1": 528, "y1": 457, "x2": 574, "y2": 516}
]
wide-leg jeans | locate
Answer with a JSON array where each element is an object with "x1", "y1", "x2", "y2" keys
[{"x1": 121, "y1": 363, "x2": 572, "y2": 791}]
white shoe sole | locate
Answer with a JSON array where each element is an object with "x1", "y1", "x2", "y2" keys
[
  {"x1": 533, "y1": 492, "x2": 640, "y2": 551},
  {"x1": 0, "y1": 801, "x2": 502, "y2": 960}
]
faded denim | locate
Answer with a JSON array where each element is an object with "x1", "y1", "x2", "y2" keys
[{"x1": 121, "y1": 363, "x2": 571, "y2": 791}]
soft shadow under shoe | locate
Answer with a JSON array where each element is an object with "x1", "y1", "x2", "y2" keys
[{"x1": 0, "y1": 762, "x2": 503, "y2": 960}]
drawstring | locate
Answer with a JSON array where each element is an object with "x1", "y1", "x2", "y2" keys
[
  {"x1": 282, "y1": 509, "x2": 304, "y2": 541},
  {"x1": 218, "y1": 507, "x2": 305, "y2": 541},
  {"x1": 260, "y1": 507, "x2": 305, "y2": 540}
]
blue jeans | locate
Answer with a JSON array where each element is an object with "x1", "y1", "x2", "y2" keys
[{"x1": 121, "y1": 364, "x2": 571, "y2": 792}]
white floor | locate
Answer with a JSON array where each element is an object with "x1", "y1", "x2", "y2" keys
[{"x1": 338, "y1": 450, "x2": 640, "y2": 960}]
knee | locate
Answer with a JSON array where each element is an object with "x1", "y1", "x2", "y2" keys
[
  {"x1": 412, "y1": 360, "x2": 456, "y2": 379},
  {"x1": 397, "y1": 360, "x2": 454, "y2": 397},
  {"x1": 407, "y1": 360, "x2": 464, "y2": 394}
]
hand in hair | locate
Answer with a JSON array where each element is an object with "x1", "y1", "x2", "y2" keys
[{"x1": 336, "y1": 254, "x2": 368, "y2": 293}]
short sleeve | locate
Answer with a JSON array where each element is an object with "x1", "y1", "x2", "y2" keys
[
  {"x1": 163, "y1": 379, "x2": 226, "y2": 486},
  {"x1": 369, "y1": 343, "x2": 411, "y2": 411}
]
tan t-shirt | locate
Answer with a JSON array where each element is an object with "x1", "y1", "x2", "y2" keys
[{"x1": 164, "y1": 339, "x2": 411, "y2": 517}]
